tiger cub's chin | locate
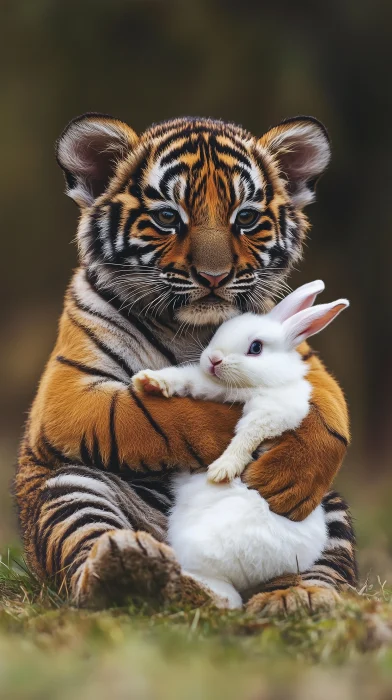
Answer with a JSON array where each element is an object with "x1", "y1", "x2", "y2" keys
[{"x1": 175, "y1": 302, "x2": 240, "y2": 326}]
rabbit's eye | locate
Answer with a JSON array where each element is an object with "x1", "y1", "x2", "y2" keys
[{"x1": 248, "y1": 340, "x2": 263, "y2": 355}]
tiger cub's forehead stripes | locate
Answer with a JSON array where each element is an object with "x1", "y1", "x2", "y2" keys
[{"x1": 142, "y1": 126, "x2": 265, "y2": 222}]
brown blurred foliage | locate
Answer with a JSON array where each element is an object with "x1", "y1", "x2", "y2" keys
[{"x1": 0, "y1": 0, "x2": 391, "y2": 546}]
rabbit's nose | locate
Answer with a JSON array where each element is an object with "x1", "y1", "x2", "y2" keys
[{"x1": 210, "y1": 357, "x2": 222, "y2": 367}]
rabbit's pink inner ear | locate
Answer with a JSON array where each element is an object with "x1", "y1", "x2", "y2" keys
[
  {"x1": 283, "y1": 300, "x2": 349, "y2": 347},
  {"x1": 301, "y1": 303, "x2": 348, "y2": 339}
]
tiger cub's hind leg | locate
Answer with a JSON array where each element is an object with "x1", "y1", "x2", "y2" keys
[{"x1": 16, "y1": 463, "x2": 219, "y2": 609}]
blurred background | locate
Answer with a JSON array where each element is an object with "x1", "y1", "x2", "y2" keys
[{"x1": 1, "y1": 0, "x2": 391, "y2": 583}]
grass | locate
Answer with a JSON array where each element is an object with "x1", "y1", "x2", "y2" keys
[{"x1": 0, "y1": 551, "x2": 392, "y2": 699}]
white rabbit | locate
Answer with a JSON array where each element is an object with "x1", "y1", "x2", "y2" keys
[{"x1": 132, "y1": 281, "x2": 349, "y2": 608}]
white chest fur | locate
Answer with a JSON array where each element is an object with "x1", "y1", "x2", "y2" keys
[{"x1": 168, "y1": 473, "x2": 327, "y2": 609}]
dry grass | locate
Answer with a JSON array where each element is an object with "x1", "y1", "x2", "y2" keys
[{"x1": 0, "y1": 550, "x2": 392, "y2": 700}]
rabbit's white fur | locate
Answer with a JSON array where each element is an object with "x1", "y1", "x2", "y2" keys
[
  {"x1": 168, "y1": 473, "x2": 327, "y2": 609},
  {"x1": 133, "y1": 281, "x2": 349, "y2": 608}
]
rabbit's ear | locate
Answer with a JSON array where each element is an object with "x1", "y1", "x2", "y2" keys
[
  {"x1": 269, "y1": 280, "x2": 325, "y2": 323},
  {"x1": 282, "y1": 299, "x2": 349, "y2": 348}
]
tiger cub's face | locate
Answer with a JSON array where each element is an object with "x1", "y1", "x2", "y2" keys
[{"x1": 57, "y1": 114, "x2": 330, "y2": 326}]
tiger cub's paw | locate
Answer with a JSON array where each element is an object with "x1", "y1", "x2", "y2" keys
[
  {"x1": 73, "y1": 530, "x2": 181, "y2": 608},
  {"x1": 132, "y1": 370, "x2": 172, "y2": 397},
  {"x1": 246, "y1": 584, "x2": 341, "y2": 617}
]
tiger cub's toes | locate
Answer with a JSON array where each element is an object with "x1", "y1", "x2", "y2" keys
[
  {"x1": 73, "y1": 529, "x2": 181, "y2": 608},
  {"x1": 246, "y1": 584, "x2": 341, "y2": 617}
]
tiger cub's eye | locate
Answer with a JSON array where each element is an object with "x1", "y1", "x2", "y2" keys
[
  {"x1": 153, "y1": 209, "x2": 179, "y2": 228},
  {"x1": 235, "y1": 209, "x2": 259, "y2": 228}
]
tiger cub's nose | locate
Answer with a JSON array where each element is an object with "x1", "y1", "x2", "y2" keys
[{"x1": 198, "y1": 271, "x2": 230, "y2": 288}]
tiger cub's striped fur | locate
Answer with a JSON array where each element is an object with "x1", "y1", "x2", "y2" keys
[{"x1": 15, "y1": 114, "x2": 357, "y2": 609}]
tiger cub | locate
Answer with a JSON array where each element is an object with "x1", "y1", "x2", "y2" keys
[{"x1": 14, "y1": 114, "x2": 356, "y2": 610}]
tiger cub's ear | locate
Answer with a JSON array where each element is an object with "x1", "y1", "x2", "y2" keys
[
  {"x1": 56, "y1": 113, "x2": 139, "y2": 208},
  {"x1": 259, "y1": 116, "x2": 331, "y2": 209}
]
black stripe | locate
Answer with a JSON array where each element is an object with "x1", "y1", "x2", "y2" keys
[
  {"x1": 109, "y1": 393, "x2": 121, "y2": 473},
  {"x1": 24, "y1": 481, "x2": 53, "y2": 498},
  {"x1": 261, "y1": 580, "x2": 297, "y2": 593},
  {"x1": 109, "y1": 202, "x2": 122, "y2": 244},
  {"x1": 19, "y1": 473, "x2": 46, "y2": 485},
  {"x1": 278, "y1": 205, "x2": 287, "y2": 242},
  {"x1": 263, "y1": 481, "x2": 296, "y2": 499},
  {"x1": 144, "y1": 185, "x2": 165, "y2": 201},
  {"x1": 24, "y1": 447, "x2": 47, "y2": 467},
  {"x1": 56, "y1": 355, "x2": 122, "y2": 383},
  {"x1": 311, "y1": 403, "x2": 349, "y2": 448},
  {"x1": 50, "y1": 464, "x2": 115, "y2": 486},
  {"x1": 315, "y1": 557, "x2": 351, "y2": 575},
  {"x1": 252, "y1": 148, "x2": 274, "y2": 206},
  {"x1": 323, "y1": 501, "x2": 348, "y2": 513},
  {"x1": 160, "y1": 164, "x2": 189, "y2": 198},
  {"x1": 40, "y1": 432, "x2": 74, "y2": 466},
  {"x1": 281, "y1": 494, "x2": 311, "y2": 519},
  {"x1": 327, "y1": 520, "x2": 354, "y2": 542},
  {"x1": 261, "y1": 206, "x2": 276, "y2": 224},
  {"x1": 44, "y1": 482, "x2": 111, "y2": 503},
  {"x1": 128, "y1": 387, "x2": 169, "y2": 447},
  {"x1": 301, "y1": 350, "x2": 317, "y2": 362},
  {"x1": 61, "y1": 529, "x2": 111, "y2": 573},
  {"x1": 314, "y1": 558, "x2": 355, "y2": 585},
  {"x1": 325, "y1": 426, "x2": 349, "y2": 448},
  {"x1": 123, "y1": 206, "x2": 142, "y2": 240},
  {"x1": 89, "y1": 213, "x2": 104, "y2": 257},
  {"x1": 213, "y1": 142, "x2": 252, "y2": 168},
  {"x1": 301, "y1": 572, "x2": 336, "y2": 585},
  {"x1": 256, "y1": 220, "x2": 273, "y2": 232},
  {"x1": 264, "y1": 184, "x2": 273, "y2": 206},
  {"x1": 91, "y1": 430, "x2": 106, "y2": 470},
  {"x1": 183, "y1": 437, "x2": 205, "y2": 468},
  {"x1": 131, "y1": 484, "x2": 172, "y2": 513},
  {"x1": 322, "y1": 499, "x2": 348, "y2": 513},
  {"x1": 67, "y1": 312, "x2": 134, "y2": 379},
  {"x1": 79, "y1": 435, "x2": 91, "y2": 466},
  {"x1": 159, "y1": 141, "x2": 199, "y2": 166},
  {"x1": 41, "y1": 499, "x2": 122, "y2": 533}
]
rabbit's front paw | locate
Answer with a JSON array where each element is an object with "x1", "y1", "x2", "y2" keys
[
  {"x1": 207, "y1": 455, "x2": 243, "y2": 484},
  {"x1": 132, "y1": 370, "x2": 172, "y2": 398}
]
